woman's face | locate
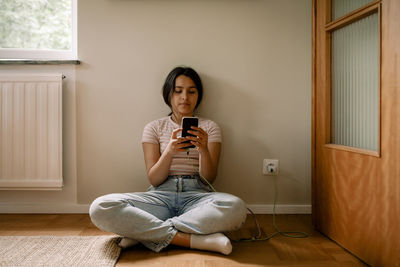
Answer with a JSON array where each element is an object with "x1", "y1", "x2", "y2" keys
[{"x1": 170, "y1": 75, "x2": 199, "y2": 117}]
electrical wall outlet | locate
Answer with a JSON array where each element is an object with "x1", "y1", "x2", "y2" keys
[{"x1": 263, "y1": 159, "x2": 279, "y2": 176}]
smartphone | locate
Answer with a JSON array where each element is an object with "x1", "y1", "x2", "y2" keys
[{"x1": 181, "y1": 117, "x2": 199, "y2": 149}]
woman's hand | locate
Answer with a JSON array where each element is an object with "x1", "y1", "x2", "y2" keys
[
  {"x1": 165, "y1": 128, "x2": 190, "y2": 155},
  {"x1": 186, "y1": 126, "x2": 209, "y2": 154}
]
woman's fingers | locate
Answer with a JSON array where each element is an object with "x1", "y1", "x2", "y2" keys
[
  {"x1": 169, "y1": 127, "x2": 209, "y2": 153},
  {"x1": 171, "y1": 128, "x2": 182, "y2": 139},
  {"x1": 184, "y1": 127, "x2": 208, "y2": 153},
  {"x1": 176, "y1": 137, "x2": 187, "y2": 143},
  {"x1": 172, "y1": 138, "x2": 191, "y2": 150},
  {"x1": 188, "y1": 127, "x2": 208, "y2": 144},
  {"x1": 185, "y1": 136, "x2": 201, "y2": 142},
  {"x1": 188, "y1": 127, "x2": 207, "y2": 138},
  {"x1": 176, "y1": 141, "x2": 190, "y2": 148}
]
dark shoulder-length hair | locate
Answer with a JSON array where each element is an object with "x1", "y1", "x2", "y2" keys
[{"x1": 162, "y1": 66, "x2": 203, "y2": 113}]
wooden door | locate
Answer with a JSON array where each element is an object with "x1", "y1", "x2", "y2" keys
[{"x1": 312, "y1": 0, "x2": 400, "y2": 266}]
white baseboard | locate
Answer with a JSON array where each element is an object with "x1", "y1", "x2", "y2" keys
[
  {"x1": 0, "y1": 203, "x2": 90, "y2": 214},
  {"x1": 0, "y1": 203, "x2": 311, "y2": 214},
  {"x1": 246, "y1": 204, "x2": 311, "y2": 214}
]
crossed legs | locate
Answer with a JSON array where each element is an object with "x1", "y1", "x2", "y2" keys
[{"x1": 89, "y1": 191, "x2": 247, "y2": 254}]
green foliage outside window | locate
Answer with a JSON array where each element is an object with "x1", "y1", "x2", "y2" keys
[{"x1": 0, "y1": 0, "x2": 71, "y2": 50}]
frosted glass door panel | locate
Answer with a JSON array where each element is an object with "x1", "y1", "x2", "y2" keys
[
  {"x1": 331, "y1": 12, "x2": 379, "y2": 151},
  {"x1": 332, "y1": 0, "x2": 374, "y2": 20}
]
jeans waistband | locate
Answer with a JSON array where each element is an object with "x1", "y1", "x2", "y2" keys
[{"x1": 167, "y1": 174, "x2": 199, "y2": 179}]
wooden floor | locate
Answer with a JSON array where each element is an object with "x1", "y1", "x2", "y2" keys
[{"x1": 0, "y1": 214, "x2": 366, "y2": 267}]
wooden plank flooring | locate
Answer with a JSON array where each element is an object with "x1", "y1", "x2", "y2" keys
[{"x1": 0, "y1": 214, "x2": 366, "y2": 266}]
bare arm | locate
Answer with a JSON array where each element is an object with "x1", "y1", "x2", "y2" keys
[
  {"x1": 142, "y1": 143, "x2": 170, "y2": 187},
  {"x1": 142, "y1": 128, "x2": 189, "y2": 187},
  {"x1": 198, "y1": 142, "x2": 221, "y2": 183},
  {"x1": 186, "y1": 126, "x2": 221, "y2": 183}
]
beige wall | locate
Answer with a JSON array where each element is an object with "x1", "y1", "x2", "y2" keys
[
  {"x1": 77, "y1": 0, "x2": 311, "y2": 205},
  {"x1": 0, "y1": 0, "x2": 311, "y2": 211}
]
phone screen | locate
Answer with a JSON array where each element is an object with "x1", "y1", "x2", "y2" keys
[{"x1": 181, "y1": 117, "x2": 198, "y2": 149}]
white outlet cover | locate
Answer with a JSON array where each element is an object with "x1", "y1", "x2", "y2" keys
[{"x1": 263, "y1": 159, "x2": 279, "y2": 176}]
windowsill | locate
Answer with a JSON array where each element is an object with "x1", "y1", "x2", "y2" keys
[{"x1": 0, "y1": 59, "x2": 80, "y2": 65}]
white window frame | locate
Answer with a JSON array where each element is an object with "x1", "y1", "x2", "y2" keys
[{"x1": 0, "y1": 0, "x2": 77, "y2": 60}]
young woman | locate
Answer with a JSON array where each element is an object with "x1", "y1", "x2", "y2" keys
[{"x1": 89, "y1": 66, "x2": 247, "y2": 255}]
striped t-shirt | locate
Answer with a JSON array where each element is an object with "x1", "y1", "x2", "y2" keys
[{"x1": 142, "y1": 116, "x2": 222, "y2": 176}]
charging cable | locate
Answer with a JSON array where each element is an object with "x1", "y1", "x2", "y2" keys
[{"x1": 186, "y1": 149, "x2": 308, "y2": 242}]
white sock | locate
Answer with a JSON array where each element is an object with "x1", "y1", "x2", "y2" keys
[
  {"x1": 190, "y1": 233, "x2": 232, "y2": 255},
  {"x1": 118, "y1": 237, "x2": 139, "y2": 248}
]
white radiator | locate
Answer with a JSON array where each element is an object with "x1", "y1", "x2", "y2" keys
[{"x1": 0, "y1": 74, "x2": 63, "y2": 190}]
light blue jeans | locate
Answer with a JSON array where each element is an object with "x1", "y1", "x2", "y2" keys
[{"x1": 89, "y1": 175, "x2": 247, "y2": 252}]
